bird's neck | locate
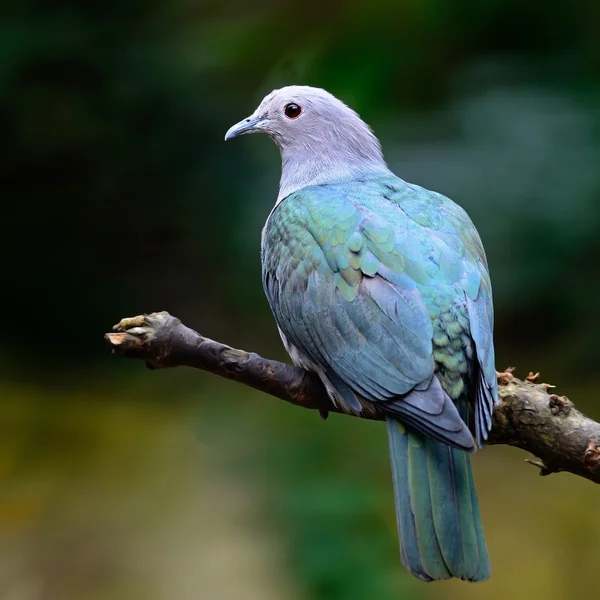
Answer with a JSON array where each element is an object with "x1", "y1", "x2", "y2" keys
[{"x1": 277, "y1": 142, "x2": 390, "y2": 203}]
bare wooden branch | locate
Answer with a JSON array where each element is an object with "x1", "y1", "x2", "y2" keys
[{"x1": 105, "y1": 311, "x2": 600, "y2": 484}]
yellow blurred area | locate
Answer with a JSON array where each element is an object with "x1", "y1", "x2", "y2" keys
[
  {"x1": 0, "y1": 381, "x2": 299, "y2": 600},
  {"x1": 0, "y1": 376, "x2": 598, "y2": 599}
]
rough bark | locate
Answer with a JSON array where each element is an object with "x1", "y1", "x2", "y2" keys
[{"x1": 105, "y1": 311, "x2": 600, "y2": 484}]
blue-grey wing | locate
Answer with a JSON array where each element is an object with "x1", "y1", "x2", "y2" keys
[{"x1": 262, "y1": 181, "x2": 481, "y2": 451}]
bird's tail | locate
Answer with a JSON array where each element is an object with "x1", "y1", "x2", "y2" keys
[{"x1": 386, "y1": 417, "x2": 490, "y2": 582}]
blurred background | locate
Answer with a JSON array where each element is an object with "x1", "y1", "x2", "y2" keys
[{"x1": 2, "y1": 0, "x2": 600, "y2": 598}]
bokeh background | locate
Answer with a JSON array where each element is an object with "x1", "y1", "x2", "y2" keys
[{"x1": 2, "y1": 1, "x2": 600, "y2": 598}]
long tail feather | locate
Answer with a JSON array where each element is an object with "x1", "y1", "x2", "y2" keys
[{"x1": 386, "y1": 417, "x2": 490, "y2": 582}]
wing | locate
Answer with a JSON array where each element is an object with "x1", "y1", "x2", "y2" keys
[
  {"x1": 262, "y1": 176, "x2": 495, "y2": 448},
  {"x1": 263, "y1": 184, "x2": 434, "y2": 397},
  {"x1": 466, "y1": 261, "x2": 497, "y2": 445},
  {"x1": 385, "y1": 178, "x2": 499, "y2": 446}
]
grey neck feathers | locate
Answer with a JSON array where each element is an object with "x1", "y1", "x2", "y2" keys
[{"x1": 276, "y1": 121, "x2": 390, "y2": 202}]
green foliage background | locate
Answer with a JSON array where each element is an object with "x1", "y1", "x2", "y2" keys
[{"x1": 2, "y1": 1, "x2": 600, "y2": 598}]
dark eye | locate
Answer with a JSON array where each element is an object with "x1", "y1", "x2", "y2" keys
[{"x1": 284, "y1": 103, "x2": 302, "y2": 119}]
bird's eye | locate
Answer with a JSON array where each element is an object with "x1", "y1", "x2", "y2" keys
[{"x1": 284, "y1": 103, "x2": 302, "y2": 119}]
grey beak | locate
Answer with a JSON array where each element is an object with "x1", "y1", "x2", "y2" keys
[{"x1": 224, "y1": 115, "x2": 263, "y2": 141}]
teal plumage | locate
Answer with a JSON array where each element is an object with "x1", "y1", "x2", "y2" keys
[
  {"x1": 262, "y1": 173, "x2": 496, "y2": 581},
  {"x1": 226, "y1": 86, "x2": 498, "y2": 582}
]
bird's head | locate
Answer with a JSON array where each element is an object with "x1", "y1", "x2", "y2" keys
[{"x1": 225, "y1": 85, "x2": 388, "y2": 199}]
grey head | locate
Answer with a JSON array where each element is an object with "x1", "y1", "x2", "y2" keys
[{"x1": 225, "y1": 86, "x2": 390, "y2": 202}]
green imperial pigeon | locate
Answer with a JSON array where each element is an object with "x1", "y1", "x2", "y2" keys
[{"x1": 225, "y1": 86, "x2": 497, "y2": 582}]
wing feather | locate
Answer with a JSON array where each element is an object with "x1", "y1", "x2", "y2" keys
[{"x1": 263, "y1": 175, "x2": 496, "y2": 448}]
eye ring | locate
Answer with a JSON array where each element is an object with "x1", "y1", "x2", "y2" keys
[{"x1": 284, "y1": 103, "x2": 302, "y2": 119}]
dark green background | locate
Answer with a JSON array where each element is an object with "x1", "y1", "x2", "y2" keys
[{"x1": 2, "y1": 1, "x2": 600, "y2": 598}]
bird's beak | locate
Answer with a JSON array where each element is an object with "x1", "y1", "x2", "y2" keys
[{"x1": 224, "y1": 115, "x2": 263, "y2": 141}]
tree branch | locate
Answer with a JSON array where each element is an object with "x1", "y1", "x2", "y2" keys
[{"x1": 105, "y1": 311, "x2": 600, "y2": 484}]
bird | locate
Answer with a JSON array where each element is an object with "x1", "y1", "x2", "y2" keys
[{"x1": 225, "y1": 86, "x2": 497, "y2": 582}]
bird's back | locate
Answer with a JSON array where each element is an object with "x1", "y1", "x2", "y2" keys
[{"x1": 262, "y1": 172, "x2": 495, "y2": 431}]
